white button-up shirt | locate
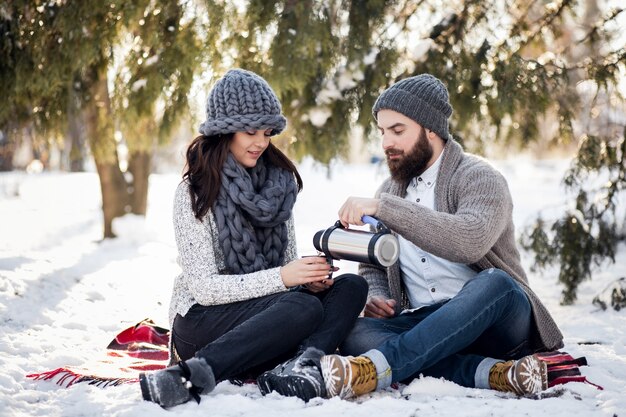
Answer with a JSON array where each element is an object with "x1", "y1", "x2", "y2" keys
[{"x1": 397, "y1": 153, "x2": 477, "y2": 310}]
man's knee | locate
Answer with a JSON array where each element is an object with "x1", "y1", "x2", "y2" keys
[
  {"x1": 472, "y1": 268, "x2": 523, "y2": 295},
  {"x1": 339, "y1": 317, "x2": 389, "y2": 356},
  {"x1": 340, "y1": 318, "x2": 370, "y2": 356},
  {"x1": 464, "y1": 269, "x2": 530, "y2": 318}
]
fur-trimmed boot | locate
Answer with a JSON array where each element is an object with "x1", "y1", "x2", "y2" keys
[{"x1": 139, "y1": 357, "x2": 215, "y2": 408}]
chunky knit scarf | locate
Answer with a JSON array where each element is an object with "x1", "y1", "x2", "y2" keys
[{"x1": 213, "y1": 154, "x2": 298, "y2": 274}]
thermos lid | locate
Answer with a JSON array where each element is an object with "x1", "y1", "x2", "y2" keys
[{"x1": 375, "y1": 234, "x2": 399, "y2": 267}]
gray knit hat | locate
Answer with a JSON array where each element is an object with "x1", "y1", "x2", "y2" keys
[
  {"x1": 372, "y1": 74, "x2": 452, "y2": 141},
  {"x1": 199, "y1": 69, "x2": 287, "y2": 137}
]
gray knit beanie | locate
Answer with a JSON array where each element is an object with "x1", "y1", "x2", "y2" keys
[
  {"x1": 199, "y1": 69, "x2": 287, "y2": 137},
  {"x1": 372, "y1": 74, "x2": 452, "y2": 141}
]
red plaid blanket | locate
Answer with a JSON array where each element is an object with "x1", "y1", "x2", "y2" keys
[
  {"x1": 27, "y1": 319, "x2": 603, "y2": 392},
  {"x1": 26, "y1": 319, "x2": 169, "y2": 388}
]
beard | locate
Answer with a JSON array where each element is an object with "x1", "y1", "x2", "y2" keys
[{"x1": 386, "y1": 129, "x2": 433, "y2": 183}]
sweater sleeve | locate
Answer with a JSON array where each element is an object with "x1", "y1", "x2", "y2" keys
[
  {"x1": 173, "y1": 183, "x2": 289, "y2": 306},
  {"x1": 358, "y1": 262, "x2": 391, "y2": 299},
  {"x1": 358, "y1": 184, "x2": 393, "y2": 300},
  {"x1": 376, "y1": 166, "x2": 512, "y2": 264}
]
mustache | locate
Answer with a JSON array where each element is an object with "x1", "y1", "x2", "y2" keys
[{"x1": 385, "y1": 149, "x2": 404, "y2": 157}]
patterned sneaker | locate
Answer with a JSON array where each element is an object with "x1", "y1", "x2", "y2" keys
[
  {"x1": 139, "y1": 357, "x2": 215, "y2": 408},
  {"x1": 257, "y1": 348, "x2": 326, "y2": 402},
  {"x1": 320, "y1": 354, "x2": 377, "y2": 399},
  {"x1": 489, "y1": 354, "x2": 548, "y2": 395}
]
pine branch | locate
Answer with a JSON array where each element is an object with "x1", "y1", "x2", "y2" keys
[
  {"x1": 373, "y1": 0, "x2": 422, "y2": 44},
  {"x1": 577, "y1": 8, "x2": 625, "y2": 44}
]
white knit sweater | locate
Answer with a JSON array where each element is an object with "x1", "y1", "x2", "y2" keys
[{"x1": 168, "y1": 182, "x2": 297, "y2": 327}]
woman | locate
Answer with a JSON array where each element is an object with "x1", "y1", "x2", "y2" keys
[{"x1": 139, "y1": 69, "x2": 368, "y2": 408}]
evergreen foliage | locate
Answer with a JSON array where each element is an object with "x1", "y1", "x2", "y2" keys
[
  {"x1": 522, "y1": 133, "x2": 625, "y2": 304},
  {"x1": 1, "y1": 0, "x2": 201, "y2": 235},
  {"x1": 1, "y1": 0, "x2": 624, "y2": 301},
  {"x1": 592, "y1": 277, "x2": 626, "y2": 311},
  {"x1": 114, "y1": 0, "x2": 202, "y2": 150}
]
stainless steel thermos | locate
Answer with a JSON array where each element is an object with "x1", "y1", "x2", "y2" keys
[{"x1": 313, "y1": 216, "x2": 399, "y2": 267}]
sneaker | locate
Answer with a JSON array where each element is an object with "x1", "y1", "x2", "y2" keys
[
  {"x1": 320, "y1": 354, "x2": 377, "y2": 399},
  {"x1": 257, "y1": 348, "x2": 326, "y2": 402},
  {"x1": 139, "y1": 357, "x2": 215, "y2": 408},
  {"x1": 489, "y1": 354, "x2": 547, "y2": 395}
]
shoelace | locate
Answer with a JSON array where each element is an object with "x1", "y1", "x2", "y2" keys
[
  {"x1": 350, "y1": 357, "x2": 376, "y2": 389},
  {"x1": 178, "y1": 361, "x2": 203, "y2": 404},
  {"x1": 489, "y1": 361, "x2": 516, "y2": 393}
]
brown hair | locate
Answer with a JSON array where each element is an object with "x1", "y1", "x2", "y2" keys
[{"x1": 182, "y1": 134, "x2": 303, "y2": 220}]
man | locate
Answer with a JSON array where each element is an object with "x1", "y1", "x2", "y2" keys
[{"x1": 258, "y1": 73, "x2": 564, "y2": 400}]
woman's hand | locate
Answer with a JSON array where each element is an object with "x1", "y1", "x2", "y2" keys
[
  {"x1": 280, "y1": 256, "x2": 332, "y2": 288},
  {"x1": 303, "y1": 280, "x2": 334, "y2": 293}
]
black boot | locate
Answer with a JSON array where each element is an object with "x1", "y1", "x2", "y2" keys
[
  {"x1": 139, "y1": 357, "x2": 215, "y2": 408},
  {"x1": 257, "y1": 347, "x2": 326, "y2": 402}
]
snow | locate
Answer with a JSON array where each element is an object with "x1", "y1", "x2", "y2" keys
[
  {"x1": 307, "y1": 107, "x2": 332, "y2": 127},
  {"x1": 144, "y1": 55, "x2": 160, "y2": 67},
  {"x1": 316, "y1": 81, "x2": 342, "y2": 104},
  {"x1": 1, "y1": 156, "x2": 625, "y2": 417},
  {"x1": 310, "y1": 67, "x2": 365, "y2": 126},
  {"x1": 337, "y1": 71, "x2": 358, "y2": 91},
  {"x1": 364, "y1": 48, "x2": 379, "y2": 66},
  {"x1": 131, "y1": 79, "x2": 147, "y2": 92},
  {"x1": 410, "y1": 39, "x2": 434, "y2": 62}
]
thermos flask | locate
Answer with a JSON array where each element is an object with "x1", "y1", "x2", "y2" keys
[{"x1": 313, "y1": 216, "x2": 399, "y2": 267}]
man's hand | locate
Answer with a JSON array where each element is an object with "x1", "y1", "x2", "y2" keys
[
  {"x1": 338, "y1": 197, "x2": 380, "y2": 227},
  {"x1": 364, "y1": 296, "x2": 397, "y2": 318}
]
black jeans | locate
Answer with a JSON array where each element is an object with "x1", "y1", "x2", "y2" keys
[{"x1": 171, "y1": 273, "x2": 367, "y2": 382}]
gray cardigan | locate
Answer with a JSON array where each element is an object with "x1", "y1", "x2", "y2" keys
[
  {"x1": 360, "y1": 139, "x2": 564, "y2": 352},
  {"x1": 168, "y1": 182, "x2": 296, "y2": 328}
]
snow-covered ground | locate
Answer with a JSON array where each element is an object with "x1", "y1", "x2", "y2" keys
[{"x1": 1, "y1": 157, "x2": 625, "y2": 417}]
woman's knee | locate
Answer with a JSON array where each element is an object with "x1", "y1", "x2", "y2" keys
[
  {"x1": 280, "y1": 291, "x2": 324, "y2": 325},
  {"x1": 333, "y1": 273, "x2": 368, "y2": 298}
]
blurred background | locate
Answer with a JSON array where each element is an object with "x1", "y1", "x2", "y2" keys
[{"x1": 1, "y1": 0, "x2": 625, "y2": 305}]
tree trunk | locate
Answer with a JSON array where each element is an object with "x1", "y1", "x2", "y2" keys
[
  {"x1": 0, "y1": 125, "x2": 15, "y2": 172},
  {"x1": 127, "y1": 150, "x2": 151, "y2": 215},
  {"x1": 68, "y1": 133, "x2": 86, "y2": 172},
  {"x1": 83, "y1": 61, "x2": 129, "y2": 238},
  {"x1": 124, "y1": 116, "x2": 157, "y2": 216},
  {"x1": 65, "y1": 83, "x2": 86, "y2": 172},
  {"x1": 94, "y1": 159, "x2": 130, "y2": 237}
]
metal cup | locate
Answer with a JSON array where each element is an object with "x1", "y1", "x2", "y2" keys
[{"x1": 301, "y1": 254, "x2": 335, "y2": 279}]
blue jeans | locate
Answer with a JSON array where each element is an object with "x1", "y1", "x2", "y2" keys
[
  {"x1": 340, "y1": 269, "x2": 532, "y2": 389},
  {"x1": 173, "y1": 274, "x2": 367, "y2": 382}
]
